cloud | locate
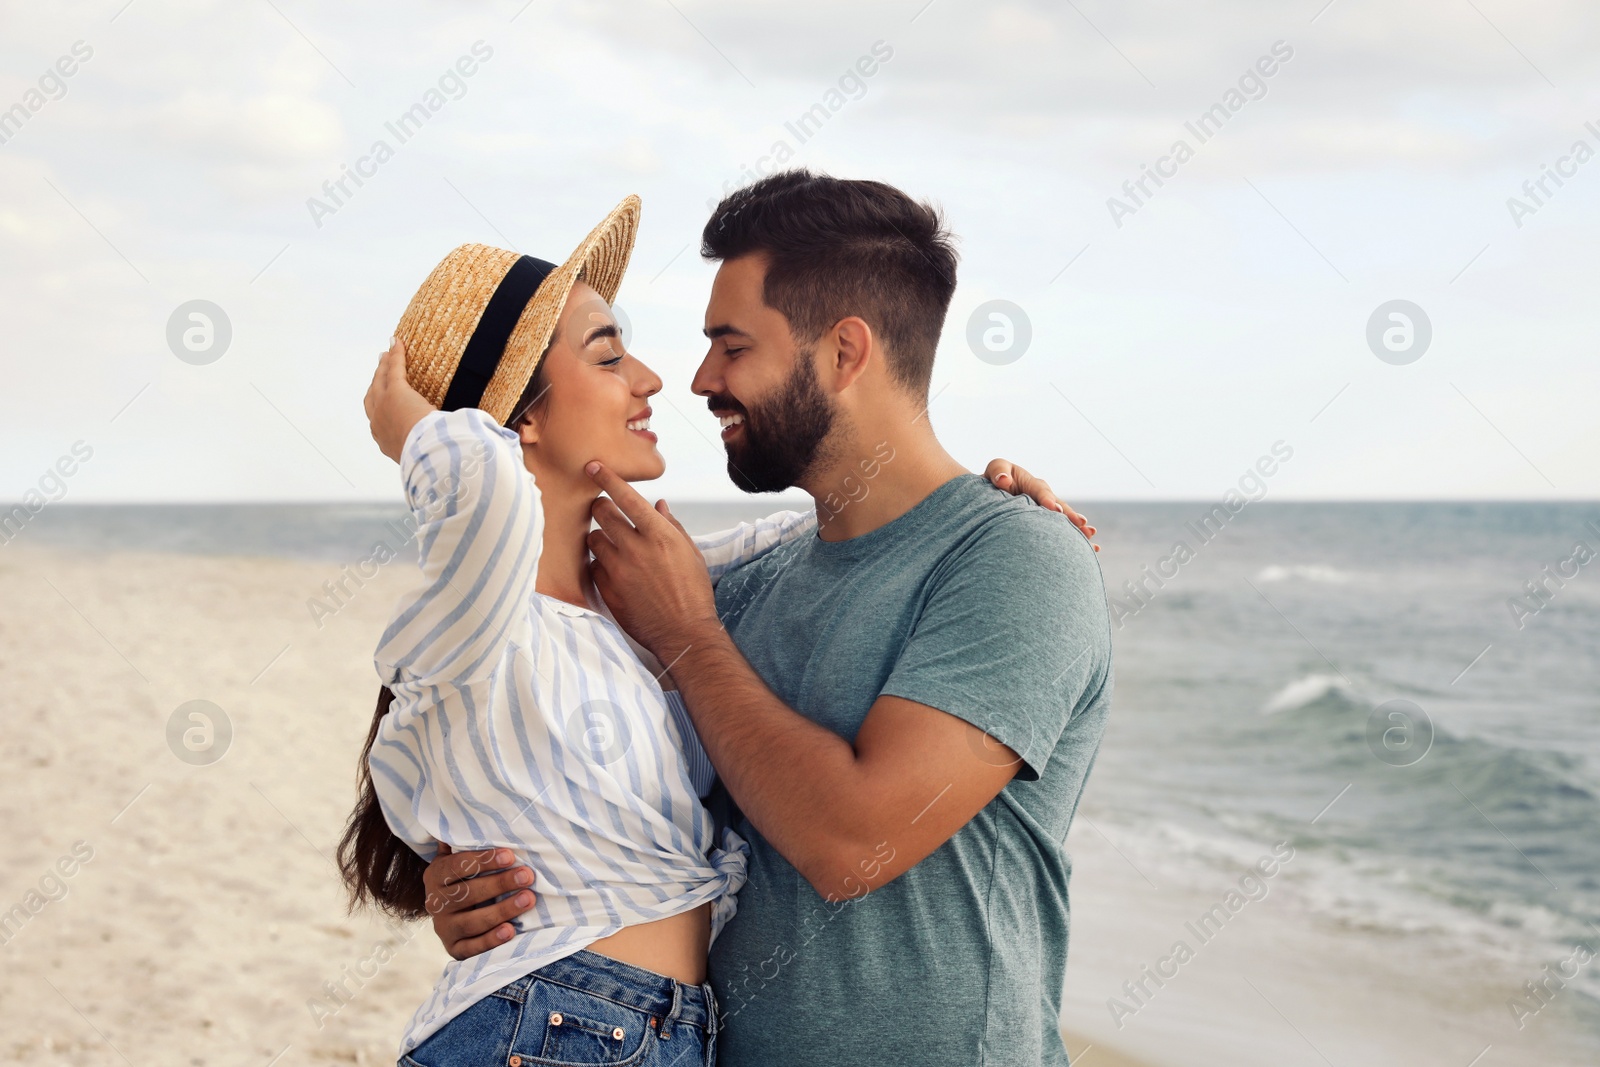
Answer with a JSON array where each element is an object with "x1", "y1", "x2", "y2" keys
[
  {"x1": 0, "y1": 0, "x2": 1595, "y2": 501},
  {"x1": 139, "y1": 91, "x2": 343, "y2": 164},
  {"x1": 566, "y1": 0, "x2": 1600, "y2": 172}
]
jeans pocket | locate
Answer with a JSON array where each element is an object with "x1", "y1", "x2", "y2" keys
[
  {"x1": 402, "y1": 990, "x2": 522, "y2": 1067},
  {"x1": 515, "y1": 978, "x2": 653, "y2": 1066}
]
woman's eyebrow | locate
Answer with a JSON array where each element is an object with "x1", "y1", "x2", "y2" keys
[{"x1": 584, "y1": 323, "x2": 621, "y2": 343}]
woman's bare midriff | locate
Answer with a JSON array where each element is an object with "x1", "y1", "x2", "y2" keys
[{"x1": 583, "y1": 901, "x2": 710, "y2": 986}]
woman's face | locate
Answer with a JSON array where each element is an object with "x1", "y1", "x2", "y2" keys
[{"x1": 516, "y1": 280, "x2": 664, "y2": 485}]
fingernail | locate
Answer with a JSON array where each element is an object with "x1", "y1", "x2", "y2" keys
[
  {"x1": 996, "y1": 473, "x2": 1011, "y2": 485},
  {"x1": 514, "y1": 869, "x2": 532, "y2": 886},
  {"x1": 517, "y1": 892, "x2": 533, "y2": 907},
  {"x1": 585, "y1": 461, "x2": 601, "y2": 476},
  {"x1": 498, "y1": 926, "x2": 512, "y2": 941},
  {"x1": 496, "y1": 850, "x2": 512, "y2": 865}
]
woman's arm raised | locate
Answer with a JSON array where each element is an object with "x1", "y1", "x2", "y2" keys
[{"x1": 368, "y1": 341, "x2": 543, "y2": 688}]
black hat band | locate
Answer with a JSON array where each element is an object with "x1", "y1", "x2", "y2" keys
[{"x1": 441, "y1": 254, "x2": 558, "y2": 413}]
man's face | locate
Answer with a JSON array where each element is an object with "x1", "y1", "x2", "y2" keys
[{"x1": 693, "y1": 254, "x2": 836, "y2": 493}]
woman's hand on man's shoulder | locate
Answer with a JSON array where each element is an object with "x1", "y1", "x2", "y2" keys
[{"x1": 984, "y1": 458, "x2": 1099, "y2": 552}]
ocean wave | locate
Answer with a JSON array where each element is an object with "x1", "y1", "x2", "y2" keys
[
  {"x1": 1286, "y1": 851, "x2": 1600, "y2": 977},
  {"x1": 1255, "y1": 564, "x2": 1357, "y2": 584},
  {"x1": 1129, "y1": 677, "x2": 1600, "y2": 980},
  {"x1": 1260, "y1": 673, "x2": 1358, "y2": 714},
  {"x1": 1258, "y1": 676, "x2": 1599, "y2": 807},
  {"x1": 1071, "y1": 811, "x2": 1299, "y2": 886},
  {"x1": 1080, "y1": 806, "x2": 1600, "y2": 998},
  {"x1": 1079, "y1": 810, "x2": 1524, "y2": 947}
]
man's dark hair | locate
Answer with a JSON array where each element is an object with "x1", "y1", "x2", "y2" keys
[{"x1": 701, "y1": 169, "x2": 958, "y2": 398}]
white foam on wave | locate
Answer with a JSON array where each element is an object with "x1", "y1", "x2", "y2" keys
[
  {"x1": 1071, "y1": 810, "x2": 1288, "y2": 882},
  {"x1": 1073, "y1": 808, "x2": 1600, "y2": 982},
  {"x1": 1288, "y1": 852, "x2": 1600, "y2": 998},
  {"x1": 1260, "y1": 673, "x2": 1355, "y2": 714},
  {"x1": 1256, "y1": 563, "x2": 1356, "y2": 584}
]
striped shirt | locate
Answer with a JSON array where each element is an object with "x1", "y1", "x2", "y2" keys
[{"x1": 370, "y1": 408, "x2": 815, "y2": 1055}]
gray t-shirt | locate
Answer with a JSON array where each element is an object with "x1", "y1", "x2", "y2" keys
[{"x1": 707, "y1": 474, "x2": 1113, "y2": 1067}]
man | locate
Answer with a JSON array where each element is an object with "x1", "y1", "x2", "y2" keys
[{"x1": 424, "y1": 171, "x2": 1112, "y2": 1066}]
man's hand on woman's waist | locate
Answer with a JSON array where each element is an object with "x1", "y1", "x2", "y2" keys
[{"x1": 423, "y1": 843, "x2": 538, "y2": 960}]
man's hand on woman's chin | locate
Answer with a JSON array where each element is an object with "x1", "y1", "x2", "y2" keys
[
  {"x1": 584, "y1": 461, "x2": 722, "y2": 665},
  {"x1": 423, "y1": 843, "x2": 538, "y2": 960}
]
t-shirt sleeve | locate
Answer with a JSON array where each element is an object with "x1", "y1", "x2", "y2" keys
[{"x1": 879, "y1": 511, "x2": 1110, "y2": 782}]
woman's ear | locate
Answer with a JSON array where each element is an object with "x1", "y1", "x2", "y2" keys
[{"x1": 513, "y1": 409, "x2": 540, "y2": 447}]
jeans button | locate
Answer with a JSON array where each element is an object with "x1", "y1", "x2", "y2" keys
[
  {"x1": 612, "y1": 1027, "x2": 625, "y2": 1040},
  {"x1": 509, "y1": 1057, "x2": 521, "y2": 1067},
  {"x1": 549, "y1": 1012, "x2": 563, "y2": 1026}
]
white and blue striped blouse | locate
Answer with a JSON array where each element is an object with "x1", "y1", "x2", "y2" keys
[{"x1": 370, "y1": 408, "x2": 815, "y2": 1055}]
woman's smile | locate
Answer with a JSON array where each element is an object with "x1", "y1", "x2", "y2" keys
[{"x1": 627, "y1": 405, "x2": 657, "y2": 443}]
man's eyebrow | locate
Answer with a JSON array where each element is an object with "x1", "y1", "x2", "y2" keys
[{"x1": 703, "y1": 323, "x2": 752, "y2": 340}]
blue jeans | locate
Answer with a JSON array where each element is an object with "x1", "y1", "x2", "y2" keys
[{"x1": 401, "y1": 950, "x2": 718, "y2": 1067}]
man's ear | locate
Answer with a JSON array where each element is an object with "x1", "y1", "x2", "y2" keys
[{"x1": 830, "y1": 316, "x2": 874, "y2": 392}]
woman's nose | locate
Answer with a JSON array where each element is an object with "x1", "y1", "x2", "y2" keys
[{"x1": 631, "y1": 355, "x2": 662, "y2": 396}]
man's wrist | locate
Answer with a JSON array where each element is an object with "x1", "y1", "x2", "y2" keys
[{"x1": 662, "y1": 616, "x2": 733, "y2": 680}]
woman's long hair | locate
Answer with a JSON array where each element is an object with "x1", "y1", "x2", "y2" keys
[
  {"x1": 337, "y1": 684, "x2": 429, "y2": 918},
  {"x1": 337, "y1": 357, "x2": 553, "y2": 918}
]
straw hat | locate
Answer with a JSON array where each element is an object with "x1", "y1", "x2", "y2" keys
[{"x1": 395, "y1": 194, "x2": 641, "y2": 425}]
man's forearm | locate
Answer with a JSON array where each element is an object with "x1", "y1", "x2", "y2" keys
[{"x1": 670, "y1": 621, "x2": 884, "y2": 898}]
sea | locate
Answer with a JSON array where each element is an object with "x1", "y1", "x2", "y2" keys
[{"x1": 12, "y1": 499, "x2": 1600, "y2": 1049}]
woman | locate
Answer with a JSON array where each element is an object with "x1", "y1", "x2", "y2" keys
[{"x1": 340, "y1": 195, "x2": 1088, "y2": 1066}]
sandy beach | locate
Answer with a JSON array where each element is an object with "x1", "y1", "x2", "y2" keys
[
  {"x1": 2, "y1": 545, "x2": 450, "y2": 1063},
  {"x1": 0, "y1": 544, "x2": 1156, "y2": 1066},
  {"x1": 3, "y1": 541, "x2": 1593, "y2": 1065}
]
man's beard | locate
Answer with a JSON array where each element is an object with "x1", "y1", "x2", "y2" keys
[{"x1": 724, "y1": 350, "x2": 837, "y2": 494}]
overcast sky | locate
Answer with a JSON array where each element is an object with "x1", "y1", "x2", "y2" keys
[{"x1": 2, "y1": 0, "x2": 1596, "y2": 502}]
